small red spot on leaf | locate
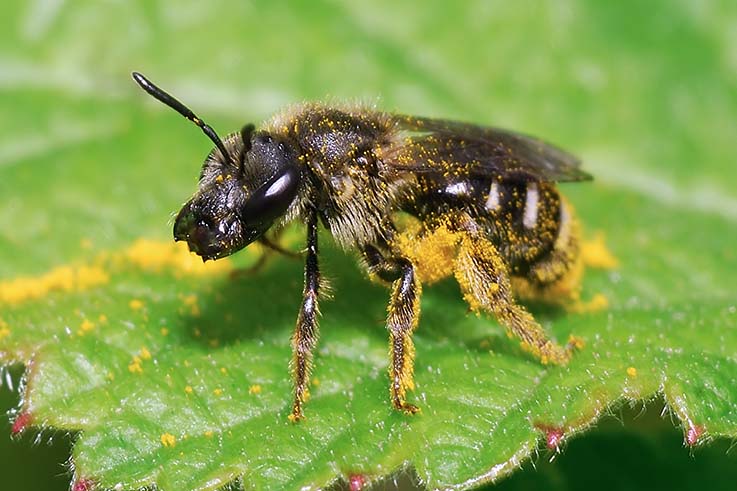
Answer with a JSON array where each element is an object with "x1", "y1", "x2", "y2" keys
[
  {"x1": 72, "y1": 478, "x2": 95, "y2": 491},
  {"x1": 349, "y1": 473, "x2": 368, "y2": 491},
  {"x1": 535, "y1": 423, "x2": 565, "y2": 450},
  {"x1": 11, "y1": 412, "x2": 32, "y2": 434},
  {"x1": 686, "y1": 424, "x2": 704, "y2": 446}
]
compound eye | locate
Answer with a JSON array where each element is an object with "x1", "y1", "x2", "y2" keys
[{"x1": 240, "y1": 166, "x2": 300, "y2": 229}]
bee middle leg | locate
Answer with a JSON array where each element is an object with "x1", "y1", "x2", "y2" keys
[
  {"x1": 453, "y1": 222, "x2": 576, "y2": 365},
  {"x1": 363, "y1": 245, "x2": 422, "y2": 414},
  {"x1": 289, "y1": 209, "x2": 320, "y2": 422}
]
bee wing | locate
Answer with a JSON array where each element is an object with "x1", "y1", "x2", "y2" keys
[{"x1": 384, "y1": 115, "x2": 591, "y2": 182}]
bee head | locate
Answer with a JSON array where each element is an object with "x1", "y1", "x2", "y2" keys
[
  {"x1": 132, "y1": 72, "x2": 300, "y2": 261},
  {"x1": 173, "y1": 127, "x2": 300, "y2": 260}
]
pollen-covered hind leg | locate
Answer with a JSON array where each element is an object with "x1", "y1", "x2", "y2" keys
[
  {"x1": 454, "y1": 231, "x2": 577, "y2": 365},
  {"x1": 364, "y1": 246, "x2": 422, "y2": 414}
]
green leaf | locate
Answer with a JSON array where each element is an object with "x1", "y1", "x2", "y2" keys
[{"x1": 1, "y1": 1, "x2": 736, "y2": 490}]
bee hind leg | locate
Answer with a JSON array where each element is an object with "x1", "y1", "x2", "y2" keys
[
  {"x1": 363, "y1": 245, "x2": 422, "y2": 414},
  {"x1": 453, "y1": 226, "x2": 577, "y2": 365}
]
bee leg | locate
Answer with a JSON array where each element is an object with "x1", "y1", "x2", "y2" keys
[
  {"x1": 229, "y1": 252, "x2": 270, "y2": 279},
  {"x1": 258, "y1": 234, "x2": 303, "y2": 260},
  {"x1": 289, "y1": 209, "x2": 320, "y2": 422},
  {"x1": 230, "y1": 230, "x2": 301, "y2": 279},
  {"x1": 454, "y1": 228, "x2": 575, "y2": 365},
  {"x1": 363, "y1": 246, "x2": 422, "y2": 414}
]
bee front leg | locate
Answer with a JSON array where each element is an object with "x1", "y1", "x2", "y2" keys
[
  {"x1": 230, "y1": 229, "x2": 301, "y2": 279},
  {"x1": 363, "y1": 246, "x2": 422, "y2": 414},
  {"x1": 454, "y1": 228, "x2": 577, "y2": 365},
  {"x1": 289, "y1": 209, "x2": 320, "y2": 422}
]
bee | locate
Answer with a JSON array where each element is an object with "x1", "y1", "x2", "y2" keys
[{"x1": 132, "y1": 72, "x2": 591, "y2": 422}]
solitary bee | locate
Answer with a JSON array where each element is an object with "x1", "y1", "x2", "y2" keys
[{"x1": 132, "y1": 72, "x2": 591, "y2": 422}]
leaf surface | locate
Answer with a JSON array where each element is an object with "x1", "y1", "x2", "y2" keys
[{"x1": 1, "y1": 1, "x2": 736, "y2": 490}]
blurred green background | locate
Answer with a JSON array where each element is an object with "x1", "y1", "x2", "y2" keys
[{"x1": 1, "y1": 0, "x2": 736, "y2": 489}]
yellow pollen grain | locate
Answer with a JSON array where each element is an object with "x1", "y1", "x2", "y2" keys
[
  {"x1": 215, "y1": 175, "x2": 224, "y2": 183},
  {"x1": 160, "y1": 433, "x2": 176, "y2": 448},
  {"x1": 213, "y1": 388, "x2": 223, "y2": 396},
  {"x1": 160, "y1": 327, "x2": 169, "y2": 336},
  {"x1": 627, "y1": 366, "x2": 638, "y2": 378},
  {"x1": 80, "y1": 319, "x2": 95, "y2": 332},
  {"x1": 581, "y1": 233, "x2": 619, "y2": 269},
  {"x1": 220, "y1": 367, "x2": 227, "y2": 375},
  {"x1": 182, "y1": 294, "x2": 201, "y2": 317},
  {"x1": 248, "y1": 384, "x2": 262, "y2": 395},
  {"x1": 311, "y1": 377, "x2": 320, "y2": 387},
  {"x1": 287, "y1": 413, "x2": 299, "y2": 423},
  {"x1": 139, "y1": 346, "x2": 152, "y2": 360},
  {"x1": 184, "y1": 385, "x2": 193, "y2": 394},
  {"x1": 129, "y1": 299, "x2": 144, "y2": 311},
  {"x1": 128, "y1": 357, "x2": 143, "y2": 374},
  {"x1": 204, "y1": 430, "x2": 214, "y2": 438},
  {"x1": 98, "y1": 314, "x2": 108, "y2": 324}
]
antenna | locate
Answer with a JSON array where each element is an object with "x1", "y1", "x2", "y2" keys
[{"x1": 131, "y1": 71, "x2": 234, "y2": 165}]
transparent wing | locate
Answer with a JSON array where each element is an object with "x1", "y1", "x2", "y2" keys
[{"x1": 384, "y1": 114, "x2": 591, "y2": 182}]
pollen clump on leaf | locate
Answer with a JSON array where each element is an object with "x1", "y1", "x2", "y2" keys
[
  {"x1": 185, "y1": 385, "x2": 193, "y2": 394},
  {"x1": 139, "y1": 346, "x2": 152, "y2": 360},
  {"x1": 213, "y1": 388, "x2": 223, "y2": 396},
  {"x1": 160, "y1": 433, "x2": 176, "y2": 448},
  {"x1": 124, "y1": 239, "x2": 232, "y2": 276},
  {"x1": 0, "y1": 264, "x2": 109, "y2": 305},
  {"x1": 569, "y1": 293, "x2": 609, "y2": 314},
  {"x1": 249, "y1": 384, "x2": 262, "y2": 395},
  {"x1": 129, "y1": 299, "x2": 144, "y2": 311},
  {"x1": 0, "y1": 238, "x2": 235, "y2": 309},
  {"x1": 626, "y1": 366, "x2": 638, "y2": 378},
  {"x1": 581, "y1": 232, "x2": 619, "y2": 269}
]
